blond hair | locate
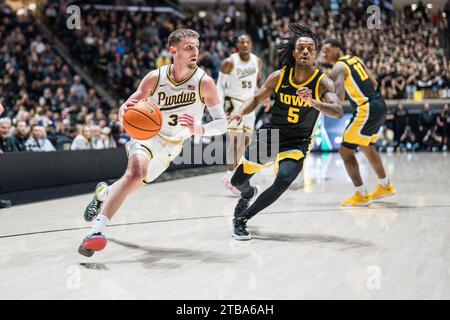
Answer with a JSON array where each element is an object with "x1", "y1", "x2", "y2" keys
[{"x1": 168, "y1": 29, "x2": 199, "y2": 47}]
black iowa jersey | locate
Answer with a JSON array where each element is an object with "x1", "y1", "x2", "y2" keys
[
  {"x1": 271, "y1": 66, "x2": 326, "y2": 139},
  {"x1": 336, "y1": 55, "x2": 381, "y2": 109}
]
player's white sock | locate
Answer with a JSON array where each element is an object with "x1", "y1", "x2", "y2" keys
[
  {"x1": 355, "y1": 185, "x2": 368, "y2": 195},
  {"x1": 227, "y1": 170, "x2": 234, "y2": 178},
  {"x1": 378, "y1": 177, "x2": 389, "y2": 188},
  {"x1": 89, "y1": 214, "x2": 109, "y2": 235}
]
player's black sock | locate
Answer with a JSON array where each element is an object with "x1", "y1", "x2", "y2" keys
[
  {"x1": 238, "y1": 158, "x2": 304, "y2": 220},
  {"x1": 230, "y1": 164, "x2": 255, "y2": 198}
]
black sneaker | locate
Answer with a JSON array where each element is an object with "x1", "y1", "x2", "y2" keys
[
  {"x1": 233, "y1": 217, "x2": 251, "y2": 240},
  {"x1": 234, "y1": 185, "x2": 260, "y2": 217},
  {"x1": 84, "y1": 182, "x2": 108, "y2": 222}
]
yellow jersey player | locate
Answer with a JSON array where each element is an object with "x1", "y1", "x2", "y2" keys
[
  {"x1": 228, "y1": 24, "x2": 343, "y2": 240},
  {"x1": 321, "y1": 39, "x2": 395, "y2": 206}
]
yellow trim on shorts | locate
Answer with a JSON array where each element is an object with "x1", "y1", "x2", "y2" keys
[
  {"x1": 370, "y1": 134, "x2": 379, "y2": 144},
  {"x1": 239, "y1": 157, "x2": 271, "y2": 174},
  {"x1": 157, "y1": 134, "x2": 184, "y2": 145},
  {"x1": 343, "y1": 102, "x2": 376, "y2": 146},
  {"x1": 275, "y1": 66, "x2": 287, "y2": 93},
  {"x1": 273, "y1": 150, "x2": 305, "y2": 175},
  {"x1": 243, "y1": 125, "x2": 254, "y2": 133}
]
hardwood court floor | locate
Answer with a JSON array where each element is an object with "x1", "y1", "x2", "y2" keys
[{"x1": 0, "y1": 152, "x2": 449, "y2": 299}]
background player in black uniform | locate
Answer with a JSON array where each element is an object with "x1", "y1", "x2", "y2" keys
[
  {"x1": 228, "y1": 24, "x2": 343, "y2": 240},
  {"x1": 322, "y1": 39, "x2": 395, "y2": 206}
]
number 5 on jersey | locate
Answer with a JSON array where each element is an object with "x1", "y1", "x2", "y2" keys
[{"x1": 287, "y1": 107, "x2": 300, "y2": 123}]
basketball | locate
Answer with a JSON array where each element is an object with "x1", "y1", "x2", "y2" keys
[{"x1": 123, "y1": 100, "x2": 162, "y2": 140}]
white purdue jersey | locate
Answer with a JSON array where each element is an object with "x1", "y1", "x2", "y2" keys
[
  {"x1": 225, "y1": 53, "x2": 259, "y2": 101},
  {"x1": 148, "y1": 64, "x2": 207, "y2": 142}
]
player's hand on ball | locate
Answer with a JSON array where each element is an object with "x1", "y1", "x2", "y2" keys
[
  {"x1": 296, "y1": 87, "x2": 313, "y2": 106},
  {"x1": 227, "y1": 112, "x2": 243, "y2": 125},
  {"x1": 119, "y1": 99, "x2": 138, "y2": 124},
  {"x1": 179, "y1": 114, "x2": 204, "y2": 136}
]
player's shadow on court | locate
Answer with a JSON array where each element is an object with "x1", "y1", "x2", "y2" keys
[
  {"x1": 98, "y1": 238, "x2": 242, "y2": 268},
  {"x1": 249, "y1": 229, "x2": 374, "y2": 250}
]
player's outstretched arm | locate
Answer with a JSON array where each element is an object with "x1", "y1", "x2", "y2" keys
[
  {"x1": 297, "y1": 76, "x2": 343, "y2": 119},
  {"x1": 119, "y1": 70, "x2": 159, "y2": 123},
  {"x1": 179, "y1": 74, "x2": 227, "y2": 137},
  {"x1": 229, "y1": 70, "x2": 280, "y2": 124}
]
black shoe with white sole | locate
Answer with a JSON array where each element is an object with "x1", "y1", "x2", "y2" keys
[{"x1": 233, "y1": 217, "x2": 251, "y2": 240}]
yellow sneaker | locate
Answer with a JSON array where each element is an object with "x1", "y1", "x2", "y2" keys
[
  {"x1": 340, "y1": 192, "x2": 372, "y2": 206},
  {"x1": 369, "y1": 184, "x2": 396, "y2": 200}
]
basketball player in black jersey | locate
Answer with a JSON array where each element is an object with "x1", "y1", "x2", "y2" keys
[
  {"x1": 321, "y1": 39, "x2": 395, "y2": 206},
  {"x1": 228, "y1": 24, "x2": 343, "y2": 240}
]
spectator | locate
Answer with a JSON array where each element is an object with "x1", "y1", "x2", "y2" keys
[
  {"x1": 422, "y1": 125, "x2": 443, "y2": 151},
  {"x1": 0, "y1": 117, "x2": 16, "y2": 153},
  {"x1": 0, "y1": 102, "x2": 12, "y2": 208},
  {"x1": 376, "y1": 125, "x2": 396, "y2": 152},
  {"x1": 91, "y1": 125, "x2": 107, "y2": 149},
  {"x1": 71, "y1": 125, "x2": 93, "y2": 150},
  {"x1": 418, "y1": 102, "x2": 435, "y2": 141},
  {"x1": 10, "y1": 120, "x2": 29, "y2": 152},
  {"x1": 25, "y1": 125, "x2": 56, "y2": 152},
  {"x1": 393, "y1": 102, "x2": 409, "y2": 143},
  {"x1": 70, "y1": 75, "x2": 88, "y2": 101},
  {"x1": 436, "y1": 104, "x2": 449, "y2": 151},
  {"x1": 86, "y1": 89, "x2": 101, "y2": 111},
  {"x1": 100, "y1": 126, "x2": 117, "y2": 149},
  {"x1": 399, "y1": 125, "x2": 420, "y2": 152}
]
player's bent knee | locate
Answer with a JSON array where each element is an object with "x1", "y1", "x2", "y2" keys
[
  {"x1": 339, "y1": 146, "x2": 355, "y2": 160},
  {"x1": 125, "y1": 163, "x2": 148, "y2": 183}
]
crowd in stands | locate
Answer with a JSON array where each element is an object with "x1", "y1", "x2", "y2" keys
[
  {"x1": 250, "y1": 0, "x2": 449, "y2": 99},
  {"x1": 49, "y1": 3, "x2": 238, "y2": 99},
  {"x1": 0, "y1": 0, "x2": 127, "y2": 153},
  {"x1": 376, "y1": 103, "x2": 449, "y2": 152},
  {"x1": 1, "y1": 0, "x2": 449, "y2": 154}
]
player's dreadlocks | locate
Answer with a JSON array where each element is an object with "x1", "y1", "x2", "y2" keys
[{"x1": 278, "y1": 23, "x2": 318, "y2": 68}]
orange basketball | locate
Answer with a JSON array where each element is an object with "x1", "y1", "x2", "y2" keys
[{"x1": 123, "y1": 100, "x2": 162, "y2": 140}]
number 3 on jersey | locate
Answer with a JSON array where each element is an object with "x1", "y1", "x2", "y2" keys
[
  {"x1": 168, "y1": 114, "x2": 178, "y2": 126},
  {"x1": 287, "y1": 107, "x2": 300, "y2": 123}
]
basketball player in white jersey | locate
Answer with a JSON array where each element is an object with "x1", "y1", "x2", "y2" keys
[
  {"x1": 78, "y1": 29, "x2": 227, "y2": 257},
  {"x1": 217, "y1": 34, "x2": 264, "y2": 196}
]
